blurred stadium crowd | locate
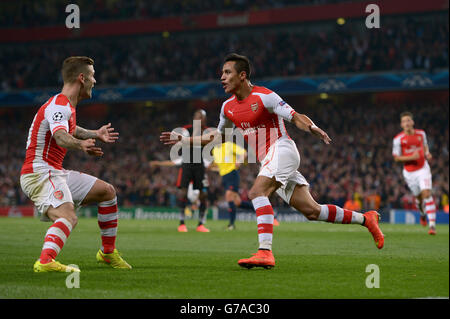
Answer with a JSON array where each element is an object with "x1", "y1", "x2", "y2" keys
[
  {"x1": 0, "y1": 1, "x2": 448, "y2": 214},
  {"x1": 0, "y1": 12, "x2": 448, "y2": 90},
  {"x1": 1, "y1": 99, "x2": 448, "y2": 212},
  {"x1": 1, "y1": 0, "x2": 362, "y2": 27}
]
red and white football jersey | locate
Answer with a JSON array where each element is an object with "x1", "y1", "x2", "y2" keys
[
  {"x1": 21, "y1": 94, "x2": 76, "y2": 175},
  {"x1": 392, "y1": 129, "x2": 428, "y2": 172},
  {"x1": 217, "y1": 86, "x2": 295, "y2": 162}
]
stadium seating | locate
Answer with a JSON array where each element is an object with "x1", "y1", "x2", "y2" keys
[{"x1": 0, "y1": 12, "x2": 447, "y2": 90}]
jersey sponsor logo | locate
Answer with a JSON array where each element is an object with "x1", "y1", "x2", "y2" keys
[
  {"x1": 241, "y1": 122, "x2": 252, "y2": 129},
  {"x1": 279, "y1": 100, "x2": 286, "y2": 106},
  {"x1": 54, "y1": 190, "x2": 64, "y2": 200},
  {"x1": 52, "y1": 112, "x2": 64, "y2": 121},
  {"x1": 228, "y1": 109, "x2": 234, "y2": 116},
  {"x1": 251, "y1": 102, "x2": 259, "y2": 113},
  {"x1": 404, "y1": 146, "x2": 420, "y2": 153}
]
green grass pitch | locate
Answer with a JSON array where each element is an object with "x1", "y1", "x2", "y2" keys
[{"x1": 0, "y1": 217, "x2": 448, "y2": 299}]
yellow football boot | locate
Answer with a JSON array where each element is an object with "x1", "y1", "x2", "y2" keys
[
  {"x1": 33, "y1": 259, "x2": 80, "y2": 273},
  {"x1": 96, "y1": 248, "x2": 132, "y2": 269}
]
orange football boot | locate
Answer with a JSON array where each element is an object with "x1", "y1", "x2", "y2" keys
[
  {"x1": 363, "y1": 211, "x2": 384, "y2": 249},
  {"x1": 428, "y1": 226, "x2": 436, "y2": 235},
  {"x1": 196, "y1": 224, "x2": 210, "y2": 232},
  {"x1": 178, "y1": 224, "x2": 188, "y2": 232},
  {"x1": 238, "y1": 250, "x2": 275, "y2": 269}
]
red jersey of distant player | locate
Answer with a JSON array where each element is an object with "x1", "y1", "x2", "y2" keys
[
  {"x1": 392, "y1": 129, "x2": 428, "y2": 172},
  {"x1": 217, "y1": 86, "x2": 295, "y2": 161},
  {"x1": 21, "y1": 94, "x2": 76, "y2": 175}
]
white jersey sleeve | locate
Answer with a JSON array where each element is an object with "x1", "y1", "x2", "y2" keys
[
  {"x1": 392, "y1": 137, "x2": 402, "y2": 156},
  {"x1": 419, "y1": 130, "x2": 429, "y2": 149},
  {"x1": 258, "y1": 91, "x2": 296, "y2": 121},
  {"x1": 217, "y1": 100, "x2": 235, "y2": 134},
  {"x1": 45, "y1": 104, "x2": 71, "y2": 135}
]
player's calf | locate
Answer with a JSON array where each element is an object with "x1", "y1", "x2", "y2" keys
[{"x1": 98, "y1": 196, "x2": 118, "y2": 254}]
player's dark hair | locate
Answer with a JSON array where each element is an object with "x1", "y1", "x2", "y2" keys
[
  {"x1": 400, "y1": 111, "x2": 414, "y2": 120},
  {"x1": 224, "y1": 53, "x2": 252, "y2": 79},
  {"x1": 62, "y1": 56, "x2": 94, "y2": 84}
]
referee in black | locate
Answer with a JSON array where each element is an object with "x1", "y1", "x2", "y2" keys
[{"x1": 176, "y1": 109, "x2": 211, "y2": 232}]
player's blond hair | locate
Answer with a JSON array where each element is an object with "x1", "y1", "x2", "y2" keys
[
  {"x1": 400, "y1": 111, "x2": 413, "y2": 120},
  {"x1": 61, "y1": 56, "x2": 94, "y2": 84}
]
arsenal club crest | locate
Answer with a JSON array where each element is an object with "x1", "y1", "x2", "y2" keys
[
  {"x1": 251, "y1": 102, "x2": 258, "y2": 112},
  {"x1": 54, "y1": 190, "x2": 64, "y2": 200}
]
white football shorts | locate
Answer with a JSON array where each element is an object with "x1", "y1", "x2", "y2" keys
[
  {"x1": 20, "y1": 169, "x2": 97, "y2": 221},
  {"x1": 258, "y1": 137, "x2": 309, "y2": 204},
  {"x1": 402, "y1": 162, "x2": 433, "y2": 197}
]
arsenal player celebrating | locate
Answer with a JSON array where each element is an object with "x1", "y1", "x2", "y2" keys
[
  {"x1": 20, "y1": 56, "x2": 131, "y2": 272},
  {"x1": 161, "y1": 53, "x2": 384, "y2": 269},
  {"x1": 393, "y1": 112, "x2": 436, "y2": 235}
]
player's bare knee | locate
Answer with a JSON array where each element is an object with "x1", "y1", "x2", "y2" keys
[
  {"x1": 61, "y1": 205, "x2": 78, "y2": 227},
  {"x1": 48, "y1": 203, "x2": 78, "y2": 227},
  {"x1": 421, "y1": 189, "x2": 431, "y2": 199},
  {"x1": 102, "y1": 182, "x2": 116, "y2": 201},
  {"x1": 248, "y1": 190, "x2": 258, "y2": 201},
  {"x1": 248, "y1": 188, "x2": 266, "y2": 200}
]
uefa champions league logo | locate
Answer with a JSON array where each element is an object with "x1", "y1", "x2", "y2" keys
[{"x1": 52, "y1": 112, "x2": 64, "y2": 122}]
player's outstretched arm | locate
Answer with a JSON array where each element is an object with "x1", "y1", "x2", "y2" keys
[
  {"x1": 54, "y1": 129, "x2": 103, "y2": 156},
  {"x1": 291, "y1": 113, "x2": 331, "y2": 144},
  {"x1": 160, "y1": 130, "x2": 223, "y2": 146},
  {"x1": 149, "y1": 160, "x2": 176, "y2": 168},
  {"x1": 75, "y1": 123, "x2": 119, "y2": 143}
]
